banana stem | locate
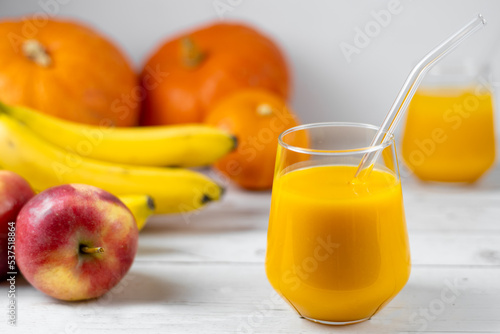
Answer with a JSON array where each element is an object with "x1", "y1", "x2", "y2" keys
[{"x1": 80, "y1": 246, "x2": 104, "y2": 254}]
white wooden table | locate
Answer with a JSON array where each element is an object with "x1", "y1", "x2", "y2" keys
[{"x1": 2, "y1": 164, "x2": 500, "y2": 334}]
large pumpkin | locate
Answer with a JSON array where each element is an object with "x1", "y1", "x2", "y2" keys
[
  {"x1": 140, "y1": 22, "x2": 290, "y2": 125},
  {"x1": 0, "y1": 19, "x2": 139, "y2": 126}
]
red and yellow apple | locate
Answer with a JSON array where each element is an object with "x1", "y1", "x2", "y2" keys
[
  {"x1": 16, "y1": 184, "x2": 138, "y2": 301},
  {"x1": 0, "y1": 171, "x2": 35, "y2": 280}
]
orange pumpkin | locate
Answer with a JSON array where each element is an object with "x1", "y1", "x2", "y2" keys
[
  {"x1": 140, "y1": 22, "x2": 290, "y2": 125},
  {"x1": 0, "y1": 18, "x2": 139, "y2": 126},
  {"x1": 205, "y1": 89, "x2": 306, "y2": 190}
]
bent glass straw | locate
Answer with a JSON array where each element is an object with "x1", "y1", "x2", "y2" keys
[{"x1": 354, "y1": 14, "x2": 486, "y2": 180}]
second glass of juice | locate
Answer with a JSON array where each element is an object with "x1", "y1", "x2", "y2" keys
[
  {"x1": 266, "y1": 123, "x2": 411, "y2": 325},
  {"x1": 401, "y1": 63, "x2": 496, "y2": 182}
]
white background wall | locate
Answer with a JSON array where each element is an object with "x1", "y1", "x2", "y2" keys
[{"x1": 1, "y1": 0, "x2": 499, "y2": 131}]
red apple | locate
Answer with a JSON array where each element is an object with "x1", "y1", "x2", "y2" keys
[
  {"x1": 0, "y1": 171, "x2": 35, "y2": 280},
  {"x1": 16, "y1": 184, "x2": 138, "y2": 301}
]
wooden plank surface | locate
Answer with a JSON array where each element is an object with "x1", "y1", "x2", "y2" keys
[
  {"x1": 1, "y1": 164, "x2": 499, "y2": 333},
  {"x1": 3, "y1": 265, "x2": 499, "y2": 333}
]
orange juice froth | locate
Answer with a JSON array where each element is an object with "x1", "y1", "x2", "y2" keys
[{"x1": 266, "y1": 165, "x2": 411, "y2": 323}]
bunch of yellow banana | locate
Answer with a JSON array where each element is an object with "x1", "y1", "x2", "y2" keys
[
  {"x1": 118, "y1": 194, "x2": 156, "y2": 231},
  {"x1": 0, "y1": 102, "x2": 235, "y2": 219}
]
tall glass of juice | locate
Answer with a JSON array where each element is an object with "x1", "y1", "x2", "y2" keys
[
  {"x1": 266, "y1": 123, "x2": 411, "y2": 325},
  {"x1": 401, "y1": 63, "x2": 496, "y2": 182}
]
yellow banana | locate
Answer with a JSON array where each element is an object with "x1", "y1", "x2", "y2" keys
[
  {"x1": 0, "y1": 112, "x2": 223, "y2": 214},
  {"x1": 0, "y1": 102, "x2": 236, "y2": 167},
  {"x1": 118, "y1": 195, "x2": 156, "y2": 231}
]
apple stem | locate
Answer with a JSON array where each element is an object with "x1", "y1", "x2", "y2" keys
[{"x1": 80, "y1": 246, "x2": 104, "y2": 254}]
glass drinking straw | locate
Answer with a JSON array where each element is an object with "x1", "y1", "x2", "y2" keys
[{"x1": 354, "y1": 14, "x2": 486, "y2": 180}]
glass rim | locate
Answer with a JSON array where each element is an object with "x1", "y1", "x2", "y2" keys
[{"x1": 278, "y1": 122, "x2": 395, "y2": 156}]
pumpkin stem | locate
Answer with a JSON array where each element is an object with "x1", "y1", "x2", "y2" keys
[
  {"x1": 22, "y1": 39, "x2": 52, "y2": 67},
  {"x1": 181, "y1": 36, "x2": 205, "y2": 68},
  {"x1": 256, "y1": 104, "x2": 274, "y2": 116}
]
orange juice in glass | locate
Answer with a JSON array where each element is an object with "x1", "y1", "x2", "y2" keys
[
  {"x1": 266, "y1": 123, "x2": 411, "y2": 325},
  {"x1": 401, "y1": 65, "x2": 496, "y2": 182}
]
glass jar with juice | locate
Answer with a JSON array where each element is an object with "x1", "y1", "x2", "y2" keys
[
  {"x1": 401, "y1": 63, "x2": 496, "y2": 182},
  {"x1": 265, "y1": 123, "x2": 411, "y2": 325}
]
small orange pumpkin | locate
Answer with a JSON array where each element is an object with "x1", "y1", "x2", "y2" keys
[
  {"x1": 0, "y1": 18, "x2": 139, "y2": 126},
  {"x1": 205, "y1": 89, "x2": 306, "y2": 190},
  {"x1": 140, "y1": 22, "x2": 290, "y2": 125}
]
